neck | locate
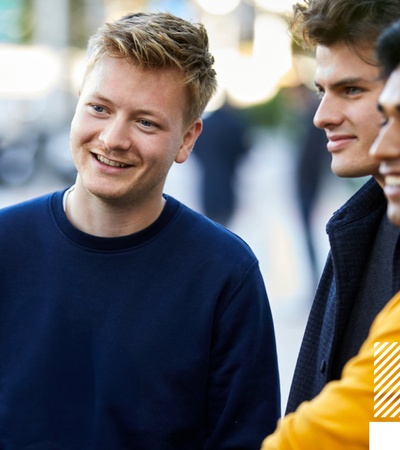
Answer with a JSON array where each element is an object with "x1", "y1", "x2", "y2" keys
[{"x1": 65, "y1": 185, "x2": 165, "y2": 238}]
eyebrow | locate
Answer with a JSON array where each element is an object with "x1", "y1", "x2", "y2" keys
[
  {"x1": 88, "y1": 93, "x2": 112, "y2": 104},
  {"x1": 314, "y1": 76, "x2": 378, "y2": 90},
  {"x1": 90, "y1": 93, "x2": 160, "y2": 115}
]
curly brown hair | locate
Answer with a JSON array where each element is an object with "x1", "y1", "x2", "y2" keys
[
  {"x1": 289, "y1": 0, "x2": 400, "y2": 57},
  {"x1": 84, "y1": 12, "x2": 217, "y2": 126},
  {"x1": 376, "y1": 20, "x2": 400, "y2": 79}
]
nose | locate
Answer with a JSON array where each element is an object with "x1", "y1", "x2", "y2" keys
[
  {"x1": 370, "y1": 121, "x2": 400, "y2": 160},
  {"x1": 313, "y1": 94, "x2": 344, "y2": 130},
  {"x1": 98, "y1": 117, "x2": 131, "y2": 151}
]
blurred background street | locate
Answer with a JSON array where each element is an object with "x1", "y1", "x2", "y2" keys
[{"x1": 0, "y1": 0, "x2": 366, "y2": 411}]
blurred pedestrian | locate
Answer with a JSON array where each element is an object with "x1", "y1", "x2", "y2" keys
[{"x1": 194, "y1": 101, "x2": 249, "y2": 226}]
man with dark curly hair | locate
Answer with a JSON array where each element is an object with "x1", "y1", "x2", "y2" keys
[
  {"x1": 286, "y1": 0, "x2": 400, "y2": 414},
  {"x1": 260, "y1": 16, "x2": 400, "y2": 450}
]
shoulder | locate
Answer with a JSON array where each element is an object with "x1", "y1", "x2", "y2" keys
[
  {"x1": 163, "y1": 197, "x2": 260, "y2": 283},
  {"x1": 0, "y1": 190, "x2": 63, "y2": 229},
  {"x1": 170, "y1": 197, "x2": 257, "y2": 257},
  {"x1": 370, "y1": 291, "x2": 400, "y2": 342}
]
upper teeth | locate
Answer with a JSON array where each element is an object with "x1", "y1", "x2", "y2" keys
[
  {"x1": 97, "y1": 155, "x2": 128, "y2": 168},
  {"x1": 385, "y1": 175, "x2": 400, "y2": 186}
]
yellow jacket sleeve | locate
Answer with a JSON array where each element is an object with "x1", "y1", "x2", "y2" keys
[{"x1": 261, "y1": 291, "x2": 400, "y2": 450}]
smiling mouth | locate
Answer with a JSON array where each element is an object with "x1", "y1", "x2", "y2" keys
[
  {"x1": 96, "y1": 154, "x2": 129, "y2": 168},
  {"x1": 385, "y1": 175, "x2": 400, "y2": 187}
]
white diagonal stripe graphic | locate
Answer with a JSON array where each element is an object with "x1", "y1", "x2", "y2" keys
[
  {"x1": 374, "y1": 374, "x2": 400, "y2": 405},
  {"x1": 374, "y1": 356, "x2": 400, "y2": 393},
  {"x1": 374, "y1": 378, "x2": 400, "y2": 416},
  {"x1": 374, "y1": 342, "x2": 389, "y2": 356},
  {"x1": 390, "y1": 403, "x2": 400, "y2": 418},
  {"x1": 375, "y1": 342, "x2": 398, "y2": 366},
  {"x1": 374, "y1": 342, "x2": 400, "y2": 418},
  {"x1": 374, "y1": 345, "x2": 400, "y2": 377},
  {"x1": 383, "y1": 393, "x2": 400, "y2": 418}
]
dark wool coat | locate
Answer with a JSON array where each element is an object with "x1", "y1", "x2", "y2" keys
[{"x1": 286, "y1": 177, "x2": 398, "y2": 413}]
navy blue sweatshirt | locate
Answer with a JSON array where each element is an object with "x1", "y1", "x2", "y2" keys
[{"x1": 0, "y1": 190, "x2": 280, "y2": 449}]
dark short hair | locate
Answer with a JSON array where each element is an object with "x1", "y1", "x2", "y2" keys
[
  {"x1": 376, "y1": 20, "x2": 400, "y2": 79},
  {"x1": 290, "y1": 0, "x2": 400, "y2": 56}
]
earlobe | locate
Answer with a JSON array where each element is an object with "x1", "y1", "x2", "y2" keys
[{"x1": 175, "y1": 119, "x2": 203, "y2": 164}]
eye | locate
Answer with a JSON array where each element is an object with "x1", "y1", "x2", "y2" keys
[
  {"x1": 379, "y1": 118, "x2": 389, "y2": 128},
  {"x1": 140, "y1": 119, "x2": 154, "y2": 127},
  {"x1": 138, "y1": 119, "x2": 158, "y2": 130},
  {"x1": 345, "y1": 86, "x2": 363, "y2": 96},
  {"x1": 377, "y1": 106, "x2": 389, "y2": 128},
  {"x1": 314, "y1": 87, "x2": 324, "y2": 100},
  {"x1": 91, "y1": 104, "x2": 106, "y2": 113}
]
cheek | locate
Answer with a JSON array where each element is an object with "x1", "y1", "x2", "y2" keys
[
  {"x1": 361, "y1": 110, "x2": 381, "y2": 146},
  {"x1": 70, "y1": 113, "x2": 95, "y2": 147},
  {"x1": 151, "y1": 134, "x2": 184, "y2": 162},
  {"x1": 69, "y1": 118, "x2": 92, "y2": 166},
  {"x1": 70, "y1": 111, "x2": 83, "y2": 140}
]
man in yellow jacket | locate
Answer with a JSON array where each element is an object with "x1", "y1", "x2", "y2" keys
[{"x1": 261, "y1": 18, "x2": 400, "y2": 450}]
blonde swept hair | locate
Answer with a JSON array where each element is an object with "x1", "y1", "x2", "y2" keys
[{"x1": 84, "y1": 12, "x2": 217, "y2": 126}]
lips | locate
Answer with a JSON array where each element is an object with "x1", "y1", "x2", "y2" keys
[
  {"x1": 326, "y1": 135, "x2": 356, "y2": 152},
  {"x1": 96, "y1": 154, "x2": 129, "y2": 168},
  {"x1": 383, "y1": 174, "x2": 400, "y2": 201}
]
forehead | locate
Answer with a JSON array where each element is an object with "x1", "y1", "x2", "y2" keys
[
  {"x1": 80, "y1": 56, "x2": 188, "y2": 124},
  {"x1": 83, "y1": 56, "x2": 184, "y2": 89},
  {"x1": 315, "y1": 43, "x2": 379, "y2": 85},
  {"x1": 380, "y1": 66, "x2": 400, "y2": 110}
]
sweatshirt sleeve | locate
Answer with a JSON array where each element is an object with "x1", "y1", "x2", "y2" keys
[
  {"x1": 261, "y1": 291, "x2": 400, "y2": 450},
  {"x1": 205, "y1": 261, "x2": 281, "y2": 449}
]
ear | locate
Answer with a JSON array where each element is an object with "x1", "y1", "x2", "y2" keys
[{"x1": 175, "y1": 119, "x2": 203, "y2": 164}]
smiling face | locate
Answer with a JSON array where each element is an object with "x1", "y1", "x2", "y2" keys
[
  {"x1": 370, "y1": 65, "x2": 400, "y2": 226},
  {"x1": 313, "y1": 43, "x2": 384, "y2": 180},
  {"x1": 70, "y1": 56, "x2": 202, "y2": 210}
]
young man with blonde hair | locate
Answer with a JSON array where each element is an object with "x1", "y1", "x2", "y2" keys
[{"x1": 0, "y1": 12, "x2": 280, "y2": 449}]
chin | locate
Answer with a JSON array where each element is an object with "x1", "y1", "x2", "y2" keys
[
  {"x1": 331, "y1": 160, "x2": 352, "y2": 177},
  {"x1": 331, "y1": 165, "x2": 375, "y2": 179},
  {"x1": 331, "y1": 167, "x2": 359, "y2": 178},
  {"x1": 331, "y1": 157, "x2": 379, "y2": 179}
]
